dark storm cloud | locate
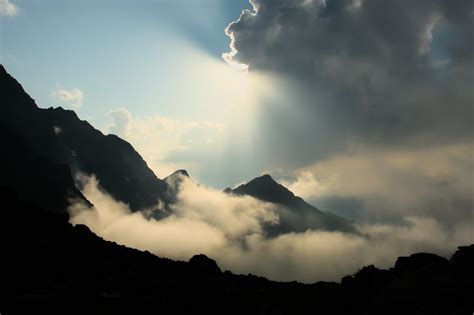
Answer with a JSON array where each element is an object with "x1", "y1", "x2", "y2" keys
[
  {"x1": 226, "y1": 0, "x2": 473, "y2": 160},
  {"x1": 222, "y1": 0, "x2": 473, "y2": 228}
]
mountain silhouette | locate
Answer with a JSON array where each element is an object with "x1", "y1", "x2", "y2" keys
[
  {"x1": 225, "y1": 174, "x2": 355, "y2": 235},
  {"x1": 1, "y1": 187, "x2": 472, "y2": 314},
  {"x1": 0, "y1": 64, "x2": 352, "y2": 234},
  {"x1": 1, "y1": 65, "x2": 473, "y2": 313},
  {"x1": 0, "y1": 65, "x2": 167, "y2": 212}
]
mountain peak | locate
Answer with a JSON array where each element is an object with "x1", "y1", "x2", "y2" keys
[
  {"x1": 1, "y1": 66, "x2": 168, "y2": 212},
  {"x1": 171, "y1": 169, "x2": 190, "y2": 178},
  {"x1": 231, "y1": 174, "x2": 296, "y2": 206},
  {"x1": 226, "y1": 173, "x2": 355, "y2": 234},
  {"x1": 164, "y1": 170, "x2": 190, "y2": 184},
  {"x1": 164, "y1": 169, "x2": 191, "y2": 191},
  {"x1": 0, "y1": 64, "x2": 38, "y2": 111},
  {"x1": 253, "y1": 173, "x2": 276, "y2": 183}
]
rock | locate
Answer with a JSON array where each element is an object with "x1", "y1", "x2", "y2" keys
[
  {"x1": 394, "y1": 253, "x2": 449, "y2": 274},
  {"x1": 188, "y1": 254, "x2": 222, "y2": 275}
]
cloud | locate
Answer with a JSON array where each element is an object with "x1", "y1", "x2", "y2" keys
[
  {"x1": 280, "y1": 171, "x2": 328, "y2": 200},
  {"x1": 277, "y1": 143, "x2": 474, "y2": 225},
  {"x1": 0, "y1": 0, "x2": 17, "y2": 16},
  {"x1": 105, "y1": 108, "x2": 225, "y2": 178},
  {"x1": 69, "y1": 174, "x2": 474, "y2": 283},
  {"x1": 106, "y1": 108, "x2": 132, "y2": 137},
  {"x1": 224, "y1": 0, "x2": 473, "y2": 165},
  {"x1": 217, "y1": 0, "x2": 474, "y2": 229},
  {"x1": 69, "y1": 174, "x2": 279, "y2": 262},
  {"x1": 52, "y1": 86, "x2": 84, "y2": 108}
]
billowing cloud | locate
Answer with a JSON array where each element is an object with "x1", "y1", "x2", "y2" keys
[
  {"x1": 278, "y1": 143, "x2": 474, "y2": 226},
  {"x1": 69, "y1": 174, "x2": 473, "y2": 283},
  {"x1": 52, "y1": 86, "x2": 84, "y2": 108},
  {"x1": 0, "y1": 0, "x2": 17, "y2": 16},
  {"x1": 106, "y1": 108, "x2": 132, "y2": 137}
]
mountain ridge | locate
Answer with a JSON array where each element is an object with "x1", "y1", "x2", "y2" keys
[
  {"x1": 1, "y1": 64, "x2": 352, "y2": 235},
  {"x1": 1, "y1": 186, "x2": 472, "y2": 314},
  {"x1": 0, "y1": 64, "x2": 168, "y2": 212},
  {"x1": 225, "y1": 174, "x2": 355, "y2": 234}
]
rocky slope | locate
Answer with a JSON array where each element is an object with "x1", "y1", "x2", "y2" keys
[{"x1": 0, "y1": 65, "x2": 167, "y2": 212}]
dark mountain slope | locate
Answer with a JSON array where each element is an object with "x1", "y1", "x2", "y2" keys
[
  {"x1": 231, "y1": 174, "x2": 322, "y2": 209},
  {"x1": 1, "y1": 187, "x2": 473, "y2": 314},
  {"x1": 226, "y1": 174, "x2": 355, "y2": 235},
  {"x1": 0, "y1": 65, "x2": 167, "y2": 212},
  {"x1": 0, "y1": 121, "x2": 90, "y2": 212}
]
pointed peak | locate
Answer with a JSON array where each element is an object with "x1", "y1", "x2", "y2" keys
[
  {"x1": 0, "y1": 64, "x2": 38, "y2": 111},
  {"x1": 0, "y1": 64, "x2": 12, "y2": 78},
  {"x1": 229, "y1": 173, "x2": 298, "y2": 206},
  {"x1": 171, "y1": 169, "x2": 190, "y2": 178},
  {"x1": 164, "y1": 169, "x2": 190, "y2": 183},
  {"x1": 250, "y1": 174, "x2": 278, "y2": 185}
]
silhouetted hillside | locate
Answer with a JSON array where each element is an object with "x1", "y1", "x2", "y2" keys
[
  {"x1": 226, "y1": 174, "x2": 355, "y2": 235},
  {"x1": 0, "y1": 65, "x2": 166, "y2": 212},
  {"x1": 1, "y1": 65, "x2": 473, "y2": 314},
  {"x1": 1, "y1": 187, "x2": 472, "y2": 314}
]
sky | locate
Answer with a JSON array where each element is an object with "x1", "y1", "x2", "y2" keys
[
  {"x1": 0, "y1": 0, "x2": 256, "y2": 180},
  {"x1": 2, "y1": 0, "x2": 473, "y2": 225}
]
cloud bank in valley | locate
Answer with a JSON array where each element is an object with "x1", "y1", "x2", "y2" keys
[
  {"x1": 69, "y1": 174, "x2": 473, "y2": 283},
  {"x1": 279, "y1": 143, "x2": 474, "y2": 225}
]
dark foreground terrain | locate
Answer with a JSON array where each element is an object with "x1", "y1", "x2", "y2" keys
[
  {"x1": 1, "y1": 187, "x2": 473, "y2": 315},
  {"x1": 1, "y1": 65, "x2": 473, "y2": 314}
]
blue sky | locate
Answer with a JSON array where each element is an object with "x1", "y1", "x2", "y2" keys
[
  {"x1": 1, "y1": 0, "x2": 265, "y2": 185},
  {"x1": 1, "y1": 0, "x2": 250, "y2": 126}
]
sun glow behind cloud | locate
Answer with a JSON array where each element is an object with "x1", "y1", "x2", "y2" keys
[
  {"x1": 102, "y1": 36, "x2": 277, "y2": 182},
  {"x1": 221, "y1": 1, "x2": 259, "y2": 72}
]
